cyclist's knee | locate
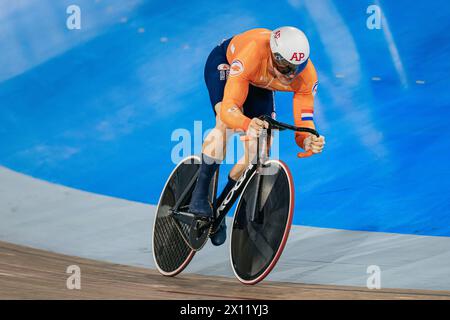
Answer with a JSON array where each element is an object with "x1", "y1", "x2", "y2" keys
[
  {"x1": 230, "y1": 163, "x2": 246, "y2": 180},
  {"x1": 230, "y1": 154, "x2": 256, "y2": 180}
]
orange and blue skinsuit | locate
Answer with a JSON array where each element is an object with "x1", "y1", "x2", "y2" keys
[
  {"x1": 210, "y1": 28, "x2": 319, "y2": 150},
  {"x1": 188, "y1": 27, "x2": 320, "y2": 232}
]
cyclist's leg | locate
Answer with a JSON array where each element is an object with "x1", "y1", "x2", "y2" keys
[
  {"x1": 211, "y1": 87, "x2": 274, "y2": 246},
  {"x1": 209, "y1": 105, "x2": 237, "y2": 245},
  {"x1": 230, "y1": 86, "x2": 275, "y2": 180},
  {"x1": 189, "y1": 39, "x2": 232, "y2": 217},
  {"x1": 202, "y1": 103, "x2": 230, "y2": 160}
]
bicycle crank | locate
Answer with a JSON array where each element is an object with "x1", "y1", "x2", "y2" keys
[{"x1": 189, "y1": 217, "x2": 212, "y2": 250}]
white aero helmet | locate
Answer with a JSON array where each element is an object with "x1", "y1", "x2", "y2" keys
[{"x1": 270, "y1": 26, "x2": 310, "y2": 77}]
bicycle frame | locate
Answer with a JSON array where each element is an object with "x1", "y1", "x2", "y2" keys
[
  {"x1": 170, "y1": 133, "x2": 269, "y2": 233},
  {"x1": 213, "y1": 128, "x2": 271, "y2": 231},
  {"x1": 171, "y1": 115, "x2": 319, "y2": 234}
]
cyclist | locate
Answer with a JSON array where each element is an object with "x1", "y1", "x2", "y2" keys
[{"x1": 189, "y1": 26, "x2": 325, "y2": 246}]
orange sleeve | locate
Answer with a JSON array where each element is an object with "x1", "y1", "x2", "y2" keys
[
  {"x1": 293, "y1": 92, "x2": 316, "y2": 149},
  {"x1": 220, "y1": 75, "x2": 251, "y2": 131},
  {"x1": 293, "y1": 61, "x2": 319, "y2": 150},
  {"x1": 220, "y1": 42, "x2": 259, "y2": 131}
]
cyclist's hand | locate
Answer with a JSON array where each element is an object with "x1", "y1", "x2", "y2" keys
[
  {"x1": 247, "y1": 117, "x2": 269, "y2": 138},
  {"x1": 304, "y1": 134, "x2": 326, "y2": 154}
]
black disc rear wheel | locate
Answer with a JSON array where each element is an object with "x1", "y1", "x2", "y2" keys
[
  {"x1": 152, "y1": 156, "x2": 200, "y2": 276},
  {"x1": 152, "y1": 155, "x2": 218, "y2": 276}
]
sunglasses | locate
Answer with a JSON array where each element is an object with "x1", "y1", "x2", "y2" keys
[{"x1": 272, "y1": 52, "x2": 308, "y2": 77}]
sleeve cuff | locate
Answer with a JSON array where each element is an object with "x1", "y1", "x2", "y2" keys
[
  {"x1": 241, "y1": 117, "x2": 251, "y2": 131},
  {"x1": 295, "y1": 133, "x2": 307, "y2": 150}
]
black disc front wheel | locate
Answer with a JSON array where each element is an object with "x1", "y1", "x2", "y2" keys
[{"x1": 230, "y1": 160, "x2": 294, "y2": 285}]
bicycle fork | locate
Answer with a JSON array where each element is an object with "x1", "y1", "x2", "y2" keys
[{"x1": 249, "y1": 129, "x2": 270, "y2": 223}]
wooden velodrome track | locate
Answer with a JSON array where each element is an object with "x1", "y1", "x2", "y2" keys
[{"x1": 1, "y1": 241, "x2": 449, "y2": 300}]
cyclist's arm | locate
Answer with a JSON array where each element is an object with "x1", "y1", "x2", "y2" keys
[
  {"x1": 293, "y1": 92, "x2": 316, "y2": 150},
  {"x1": 220, "y1": 74, "x2": 251, "y2": 131},
  {"x1": 220, "y1": 42, "x2": 260, "y2": 131}
]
